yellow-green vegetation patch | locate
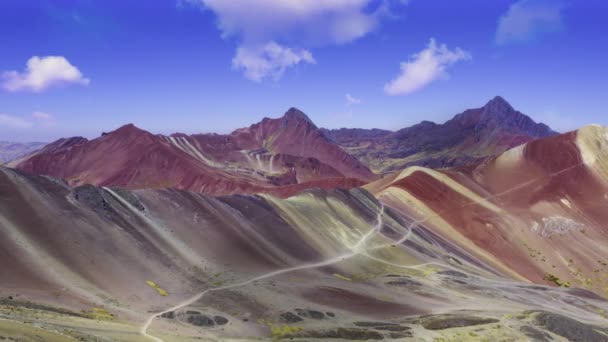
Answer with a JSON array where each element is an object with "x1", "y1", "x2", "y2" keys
[
  {"x1": 271, "y1": 324, "x2": 304, "y2": 339},
  {"x1": 258, "y1": 319, "x2": 303, "y2": 340},
  {"x1": 212, "y1": 280, "x2": 225, "y2": 287},
  {"x1": 146, "y1": 280, "x2": 169, "y2": 296},
  {"x1": 82, "y1": 307, "x2": 116, "y2": 321},
  {"x1": 333, "y1": 273, "x2": 352, "y2": 281},
  {"x1": 422, "y1": 266, "x2": 439, "y2": 277},
  {"x1": 543, "y1": 273, "x2": 571, "y2": 288},
  {"x1": 432, "y1": 324, "x2": 518, "y2": 342}
]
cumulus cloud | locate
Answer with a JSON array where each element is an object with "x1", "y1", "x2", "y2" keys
[
  {"x1": 233, "y1": 42, "x2": 315, "y2": 81},
  {"x1": 0, "y1": 114, "x2": 33, "y2": 129},
  {"x1": 2, "y1": 56, "x2": 90, "y2": 92},
  {"x1": 384, "y1": 38, "x2": 471, "y2": 96},
  {"x1": 189, "y1": 0, "x2": 405, "y2": 80},
  {"x1": 496, "y1": 0, "x2": 565, "y2": 45},
  {"x1": 345, "y1": 93, "x2": 361, "y2": 105}
]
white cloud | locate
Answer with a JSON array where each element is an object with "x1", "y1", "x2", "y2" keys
[
  {"x1": 190, "y1": 0, "x2": 405, "y2": 80},
  {"x1": 2, "y1": 56, "x2": 90, "y2": 92},
  {"x1": 345, "y1": 93, "x2": 361, "y2": 105},
  {"x1": 32, "y1": 111, "x2": 56, "y2": 127},
  {"x1": 0, "y1": 112, "x2": 57, "y2": 130},
  {"x1": 496, "y1": 0, "x2": 565, "y2": 45},
  {"x1": 0, "y1": 114, "x2": 33, "y2": 129},
  {"x1": 384, "y1": 38, "x2": 471, "y2": 96},
  {"x1": 32, "y1": 111, "x2": 54, "y2": 121},
  {"x1": 233, "y1": 42, "x2": 315, "y2": 81},
  {"x1": 198, "y1": 0, "x2": 380, "y2": 44}
]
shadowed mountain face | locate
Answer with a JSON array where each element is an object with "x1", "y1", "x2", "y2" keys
[
  {"x1": 0, "y1": 141, "x2": 46, "y2": 163},
  {"x1": 324, "y1": 97, "x2": 558, "y2": 173},
  {"x1": 9, "y1": 108, "x2": 373, "y2": 196},
  {"x1": 1, "y1": 125, "x2": 608, "y2": 341}
]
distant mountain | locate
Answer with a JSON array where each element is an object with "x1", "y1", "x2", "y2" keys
[
  {"x1": 0, "y1": 141, "x2": 46, "y2": 164},
  {"x1": 10, "y1": 108, "x2": 373, "y2": 196},
  {"x1": 321, "y1": 128, "x2": 393, "y2": 145},
  {"x1": 228, "y1": 108, "x2": 376, "y2": 181},
  {"x1": 8, "y1": 98, "x2": 556, "y2": 193},
  {"x1": 323, "y1": 96, "x2": 558, "y2": 172}
]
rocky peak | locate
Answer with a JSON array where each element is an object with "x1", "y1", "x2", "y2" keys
[
  {"x1": 108, "y1": 123, "x2": 151, "y2": 137},
  {"x1": 282, "y1": 108, "x2": 317, "y2": 128},
  {"x1": 114, "y1": 123, "x2": 139, "y2": 132},
  {"x1": 483, "y1": 96, "x2": 515, "y2": 115},
  {"x1": 475, "y1": 96, "x2": 556, "y2": 137}
]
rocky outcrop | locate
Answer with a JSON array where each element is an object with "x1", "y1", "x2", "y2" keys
[
  {"x1": 533, "y1": 311, "x2": 608, "y2": 342},
  {"x1": 419, "y1": 314, "x2": 499, "y2": 330}
]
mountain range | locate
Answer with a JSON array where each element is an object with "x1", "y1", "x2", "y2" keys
[
  {"x1": 323, "y1": 96, "x2": 557, "y2": 172},
  {"x1": 9, "y1": 108, "x2": 373, "y2": 197},
  {"x1": 9, "y1": 97, "x2": 554, "y2": 196},
  {"x1": 0, "y1": 141, "x2": 46, "y2": 164},
  {"x1": 2, "y1": 97, "x2": 608, "y2": 342}
]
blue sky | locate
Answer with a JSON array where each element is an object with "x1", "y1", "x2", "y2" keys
[{"x1": 0, "y1": 0, "x2": 607, "y2": 142}]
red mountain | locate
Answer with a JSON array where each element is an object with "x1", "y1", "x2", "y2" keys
[
  {"x1": 10, "y1": 109, "x2": 373, "y2": 196},
  {"x1": 228, "y1": 108, "x2": 375, "y2": 180}
]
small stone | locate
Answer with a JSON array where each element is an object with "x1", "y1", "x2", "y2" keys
[
  {"x1": 214, "y1": 316, "x2": 229, "y2": 325},
  {"x1": 187, "y1": 314, "x2": 215, "y2": 327},
  {"x1": 161, "y1": 311, "x2": 175, "y2": 319},
  {"x1": 295, "y1": 308, "x2": 325, "y2": 319},
  {"x1": 280, "y1": 312, "x2": 303, "y2": 323},
  {"x1": 390, "y1": 332, "x2": 414, "y2": 338},
  {"x1": 421, "y1": 315, "x2": 499, "y2": 330}
]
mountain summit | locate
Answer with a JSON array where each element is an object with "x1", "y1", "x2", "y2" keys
[
  {"x1": 450, "y1": 96, "x2": 555, "y2": 138},
  {"x1": 485, "y1": 95, "x2": 515, "y2": 113},
  {"x1": 282, "y1": 107, "x2": 316, "y2": 127}
]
